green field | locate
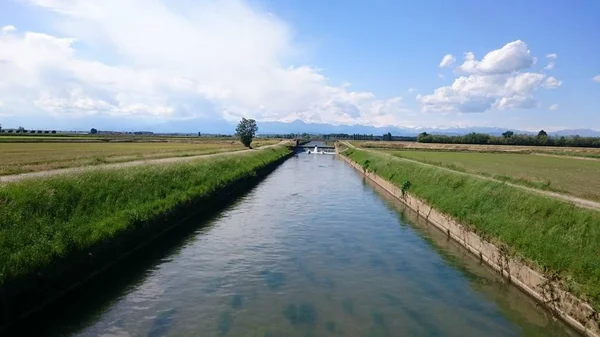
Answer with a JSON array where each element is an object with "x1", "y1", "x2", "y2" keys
[
  {"x1": 0, "y1": 139, "x2": 281, "y2": 175},
  {"x1": 381, "y1": 150, "x2": 600, "y2": 202},
  {"x1": 356, "y1": 141, "x2": 600, "y2": 159},
  {"x1": 0, "y1": 146, "x2": 292, "y2": 286},
  {"x1": 343, "y1": 148, "x2": 600, "y2": 311}
]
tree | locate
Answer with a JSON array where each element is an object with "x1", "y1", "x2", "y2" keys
[
  {"x1": 502, "y1": 130, "x2": 514, "y2": 138},
  {"x1": 417, "y1": 132, "x2": 429, "y2": 142},
  {"x1": 235, "y1": 118, "x2": 258, "y2": 148},
  {"x1": 90, "y1": 128, "x2": 98, "y2": 134},
  {"x1": 382, "y1": 132, "x2": 392, "y2": 141},
  {"x1": 17, "y1": 126, "x2": 25, "y2": 133},
  {"x1": 537, "y1": 130, "x2": 548, "y2": 138}
]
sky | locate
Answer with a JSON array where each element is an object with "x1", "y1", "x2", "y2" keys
[{"x1": 0, "y1": 0, "x2": 599, "y2": 132}]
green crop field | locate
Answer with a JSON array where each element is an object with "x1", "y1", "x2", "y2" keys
[
  {"x1": 380, "y1": 149, "x2": 600, "y2": 202},
  {"x1": 0, "y1": 139, "x2": 281, "y2": 175},
  {"x1": 356, "y1": 141, "x2": 600, "y2": 158}
]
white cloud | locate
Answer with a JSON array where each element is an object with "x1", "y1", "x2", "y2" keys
[
  {"x1": 419, "y1": 41, "x2": 559, "y2": 113},
  {"x1": 549, "y1": 104, "x2": 559, "y2": 111},
  {"x1": 407, "y1": 88, "x2": 418, "y2": 94},
  {"x1": 593, "y1": 75, "x2": 600, "y2": 83},
  {"x1": 439, "y1": 54, "x2": 456, "y2": 68},
  {"x1": 0, "y1": 0, "x2": 410, "y2": 128},
  {"x1": 542, "y1": 76, "x2": 562, "y2": 88},
  {"x1": 1, "y1": 25, "x2": 17, "y2": 34},
  {"x1": 544, "y1": 53, "x2": 557, "y2": 70},
  {"x1": 457, "y1": 40, "x2": 535, "y2": 74}
]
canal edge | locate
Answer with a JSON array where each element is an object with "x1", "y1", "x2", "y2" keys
[{"x1": 337, "y1": 148, "x2": 600, "y2": 337}]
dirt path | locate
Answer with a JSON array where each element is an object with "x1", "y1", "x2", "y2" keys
[
  {"x1": 0, "y1": 142, "x2": 289, "y2": 183},
  {"x1": 532, "y1": 152, "x2": 600, "y2": 161},
  {"x1": 340, "y1": 141, "x2": 600, "y2": 211}
]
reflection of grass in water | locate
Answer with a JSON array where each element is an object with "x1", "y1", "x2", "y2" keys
[
  {"x1": 283, "y1": 302, "x2": 318, "y2": 325},
  {"x1": 231, "y1": 294, "x2": 243, "y2": 309},
  {"x1": 147, "y1": 308, "x2": 176, "y2": 337},
  {"x1": 341, "y1": 298, "x2": 354, "y2": 315},
  {"x1": 261, "y1": 270, "x2": 286, "y2": 290},
  {"x1": 218, "y1": 311, "x2": 234, "y2": 336}
]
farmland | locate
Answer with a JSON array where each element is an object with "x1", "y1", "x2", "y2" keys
[
  {"x1": 0, "y1": 138, "x2": 281, "y2": 175},
  {"x1": 376, "y1": 149, "x2": 600, "y2": 202},
  {"x1": 356, "y1": 140, "x2": 600, "y2": 158}
]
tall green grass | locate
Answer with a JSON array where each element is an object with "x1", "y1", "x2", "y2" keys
[
  {"x1": 0, "y1": 147, "x2": 291, "y2": 286},
  {"x1": 344, "y1": 148, "x2": 600, "y2": 310}
]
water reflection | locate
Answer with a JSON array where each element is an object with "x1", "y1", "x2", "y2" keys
[{"x1": 31, "y1": 153, "x2": 578, "y2": 336}]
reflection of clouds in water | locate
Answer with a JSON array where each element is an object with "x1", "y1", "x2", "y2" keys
[
  {"x1": 98, "y1": 328, "x2": 131, "y2": 337},
  {"x1": 147, "y1": 308, "x2": 176, "y2": 337},
  {"x1": 125, "y1": 277, "x2": 166, "y2": 304}
]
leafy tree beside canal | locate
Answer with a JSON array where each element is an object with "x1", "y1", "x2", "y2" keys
[{"x1": 236, "y1": 118, "x2": 258, "y2": 148}]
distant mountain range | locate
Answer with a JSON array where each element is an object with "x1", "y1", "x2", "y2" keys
[
  {"x1": 255, "y1": 120, "x2": 600, "y2": 137},
  {"x1": 31, "y1": 116, "x2": 598, "y2": 137}
]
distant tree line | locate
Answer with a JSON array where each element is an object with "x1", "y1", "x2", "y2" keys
[
  {"x1": 0, "y1": 126, "x2": 57, "y2": 134},
  {"x1": 417, "y1": 130, "x2": 600, "y2": 148}
]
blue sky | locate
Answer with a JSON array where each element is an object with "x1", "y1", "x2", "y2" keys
[{"x1": 0, "y1": 0, "x2": 599, "y2": 132}]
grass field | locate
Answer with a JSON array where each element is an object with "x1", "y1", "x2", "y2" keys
[
  {"x1": 356, "y1": 141, "x2": 600, "y2": 158},
  {"x1": 0, "y1": 146, "x2": 292, "y2": 287},
  {"x1": 380, "y1": 150, "x2": 600, "y2": 202},
  {"x1": 0, "y1": 139, "x2": 281, "y2": 175},
  {"x1": 343, "y1": 148, "x2": 600, "y2": 311}
]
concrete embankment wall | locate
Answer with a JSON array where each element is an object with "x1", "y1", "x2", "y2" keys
[
  {"x1": 0, "y1": 148, "x2": 294, "y2": 333},
  {"x1": 338, "y1": 150, "x2": 599, "y2": 337}
]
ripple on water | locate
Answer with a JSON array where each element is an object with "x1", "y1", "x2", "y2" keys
[
  {"x1": 146, "y1": 308, "x2": 176, "y2": 337},
  {"x1": 218, "y1": 311, "x2": 234, "y2": 336},
  {"x1": 260, "y1": 270, "x2": 286, "y2": 290},
  {"x1": 230, "y1": 294, "x2": 243, "y2": 309},
  {"x1": 283, "y1": 302, "x2": 318, "y2": 325}
]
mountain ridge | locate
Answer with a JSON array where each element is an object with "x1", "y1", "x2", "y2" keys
[{"x1": 255, "y1": 120, "x2": 600, "y2": 137}]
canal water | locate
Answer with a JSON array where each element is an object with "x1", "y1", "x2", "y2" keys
[{"x1": 33, "y1": 152, "x2": 577, "y2": 336}]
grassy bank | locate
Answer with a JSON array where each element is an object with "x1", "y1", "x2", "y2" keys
[
  {"x1": 0, "y1": 146, "x2": 291, "y2": 324},
  {"x1": 381, "y1": 149, "x2": 600, "y2": 202},
  {"x1": 343, "y1": 148, "x2": 600, "y2": 311}
]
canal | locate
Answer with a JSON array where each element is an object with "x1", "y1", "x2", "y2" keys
[{"x1": 29, "y1": 152, "x2": 577, "y2": 336}]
